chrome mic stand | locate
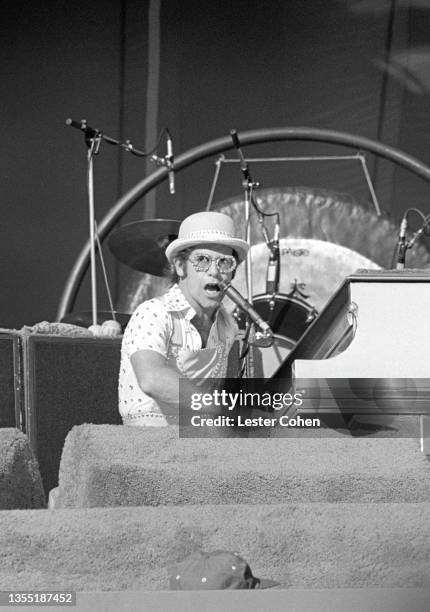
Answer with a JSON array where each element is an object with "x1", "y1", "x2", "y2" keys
[
  {"x1": 69, "y1": 120, "x2": 102, "y2": 327},
  {"x1": 66, "y1": 118, "x2": 174, "y2": 326},
  {"x1": 230, "y1": 130, "x2": 274, "y2": 371},
  {"x1": 87, "y1": 134, "x2": 103, "y2": 326}
]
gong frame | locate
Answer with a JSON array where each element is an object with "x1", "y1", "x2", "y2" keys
[{"x1": 56, "y1": 127, "x2": 430, "y2": 320}]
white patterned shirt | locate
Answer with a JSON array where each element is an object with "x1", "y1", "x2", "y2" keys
[{"x1": 118, "y1": 284, "x2": 238, "y2": 426}]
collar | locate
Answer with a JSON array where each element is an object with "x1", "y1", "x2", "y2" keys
[{"x1": 163, "y1": 283, "x2": 226, "y2": 323}]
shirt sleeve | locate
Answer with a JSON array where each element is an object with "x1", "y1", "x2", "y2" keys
[{"x1": 122, "y1": 299, "x2": 171, "y2": 358}]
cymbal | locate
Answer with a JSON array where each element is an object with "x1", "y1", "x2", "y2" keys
[{"x1": 108, "y1": 219, "x2": 180, "y2": 276}]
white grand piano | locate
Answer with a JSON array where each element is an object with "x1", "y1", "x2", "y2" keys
[{"x1": 272, "y1": 270, "x2": 430, "y2": 454}]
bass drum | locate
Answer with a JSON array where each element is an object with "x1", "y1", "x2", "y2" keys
[{"x1": 233, "y1": 293, "x2": 317, "y2": 378}]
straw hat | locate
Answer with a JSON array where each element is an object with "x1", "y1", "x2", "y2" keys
[{"x1": 165, "y1": 212, "x2": 249, "y2": 264}]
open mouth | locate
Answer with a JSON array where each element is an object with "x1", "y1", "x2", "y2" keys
[{"x1": 204, "y1": 282, "x2": 222, "y2": 296}]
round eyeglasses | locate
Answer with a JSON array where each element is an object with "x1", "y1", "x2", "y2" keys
[{"x1": 187, "y1": 253, "x2": 237, "y2": 274}]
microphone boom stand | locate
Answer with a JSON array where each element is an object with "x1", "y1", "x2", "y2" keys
[
  {"x1": 230, "y1": 130, "x2": 275, "y2": 378},
  {"x1": 86, "y1": 136, "x2": 101, "y2": 326},
  {"x1": 66, "y1": 118, "x2": 173, "y2": 327}
]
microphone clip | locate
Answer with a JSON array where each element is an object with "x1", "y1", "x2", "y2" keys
[
  {"x1": 150, "y1": 154, "x2": 173, "y2": 169},
  {"x1": 253, "y1": 328, "x2": 274, "y2": 348}
]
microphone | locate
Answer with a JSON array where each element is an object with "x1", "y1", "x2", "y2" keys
[
  {"x1": 66, "y1": 118, "x2": 101, "y2": 150},
  {"x1": 230, "y1": 129, "x2": 251, "y2": 185},
  {"x1": 407, "y1": 227, "x2": 424, "y2": 250},
  {"x1": 66, "y1": 118, "x2": 99, "y2": 138},
  {"x1": 166, "y1": 130, "x2": 175, "y2": 195},
  {"x1": 396, "y1": 215, "x2": 408, "y2": 270},
  {"x1": 406, "y1": 214, "x2": 430, "y2": 250},
  {"x1": 266, "y1": 216, "x2": 280, "y2": 295},
  {"x1": 219, "y1": 280, "x2": 273, "y2": 338}
]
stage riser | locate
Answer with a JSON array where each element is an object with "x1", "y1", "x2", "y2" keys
[
  {"x1": 0, "y1": 428, "x2": 45, "y2": 509},
  {"x1": 55, "y1": 424, "x2": 430, "y2": 508},
  {"x1": 0, "y1": 503, "x2": 428, "y2": 591}
]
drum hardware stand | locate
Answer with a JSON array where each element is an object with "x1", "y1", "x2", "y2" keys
[
  {"x1": 66, "y1": 118, "x2": 173, "y2": 325},
  {"x1": 93, "y1": 220, "x2": 117, "y2": 323},
  {"x1": 303, "y1": 307, "x2": 318, "y2": 325},
  {"x1": 266, "y1": 215, "x2": 281, "y2": 314},
  {"x1": 287, "y1": 279, "x2": 310, "y2": 301},
  {"x1": 286, "y1": 281, "x2": 318, "y2": 326},
  {"x1": 207, "y1": 152, "x2": 382, "y2": 217},
  {"x1": 205, "y1": 155, "x2": 225, "y2": 211}
]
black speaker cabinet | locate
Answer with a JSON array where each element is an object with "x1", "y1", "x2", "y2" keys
[
  {"x1": 22, "y1": 334, "x2": 122, "y2": 495},
  {"x1": 0, "y1": 331, "x2": 23, "y2": 429}
]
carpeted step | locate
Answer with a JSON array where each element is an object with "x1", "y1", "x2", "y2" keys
[
  {"x1": 0, "y1": 428, "x2": 46, "y2": 509},
  {"x1": 0, "y1": 502, "x2": 428, "y2": 591},
  {"x1": 55, "y1": 424, "x2": 430, "y2": 508}
]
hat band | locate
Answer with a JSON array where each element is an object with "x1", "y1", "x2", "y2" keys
[{"x1": 180, "y1": 229, "x2": 236, "y2": 240}]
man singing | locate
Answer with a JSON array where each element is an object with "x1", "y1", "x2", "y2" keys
[{"x1": 118, "y1": 211, "x2": 249, "y2": 426}]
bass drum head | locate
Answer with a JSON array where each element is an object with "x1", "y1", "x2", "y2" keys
[
  {"x1": 227, "y1": 237, "x2": 380, "y2": 315},
  {"x1": 234, "y1": 293, "x2": 315, "y2": 345}
]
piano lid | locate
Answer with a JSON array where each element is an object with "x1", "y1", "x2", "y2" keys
[
  {"x1": 348, "y1": 268, "x2": 430, "y2": 282},
  {"x1": 271, "y1": 269, "x2": 430, "y2": 380}
]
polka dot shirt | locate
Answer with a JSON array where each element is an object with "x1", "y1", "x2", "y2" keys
[{"x1": 118, "y1": 284, "x2": 238, "y2": 426}]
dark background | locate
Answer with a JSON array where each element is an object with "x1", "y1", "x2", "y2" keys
[{"x1": 2, "y1": 0, "x2": 430, "y2": 328}]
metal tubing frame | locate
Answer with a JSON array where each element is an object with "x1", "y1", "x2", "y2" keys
[{"x1": 56, "y1": 127, "x2": 430, "y2": 320}]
